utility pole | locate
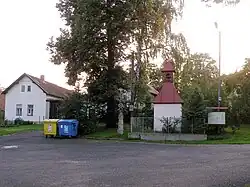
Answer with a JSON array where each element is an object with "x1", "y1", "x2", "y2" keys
[
  {"x1": 130, "y1": 52, "x2": 135, "y2": 107},
  {"x1": 130, "y1": 52, "x2": 135, "y2": 132},
  {"x1": 215, "y1": 22, "x2": 222, "y2": 111},
  {"x1": 218, "y1": 30, "x2": 221, "y2": 110}
]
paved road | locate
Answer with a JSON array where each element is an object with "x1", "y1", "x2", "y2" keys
[{"x1": 1, "y1": 132, "x2": 250, "y2": 187}]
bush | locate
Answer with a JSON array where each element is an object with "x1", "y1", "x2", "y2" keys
[
  {"x1": 160, "y1": 117, "x2": 181, "y2": 133},
  {"x1": 13, "y1": 118, "x2": 34, "y2": 125},
  {"x1": 14, "y1": 118, "x2": 24, "y2": 125},
  {"x1": 181, "y1": 117, "x2": 206, "y2": 134},
  {"x1": 78, "y1": 120, "x2": 97, "y2": 135},
  {"x1": 59, "y1": 91, "x2": 98, "y2": 135},
  {"x1": 0, "y1": 120, "x2": 15, "y2": 127},
  {"x1": 206, "y1": 124, "x2": 226, "y2": 135}
]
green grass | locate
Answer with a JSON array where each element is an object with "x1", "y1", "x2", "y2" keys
[
  {"x1": 86, "y1": 128, "x2": 128, "y2": 139},
  {"x1": 0, "y1": 124, "x2": 43, "y2": 136},
  {"x1": 149, "y1": 125, "x2": 250, "y2": 144},
  {"x1": 87, "y1": 125, "x2": 250, "y2": 144},
  {"x1": 202, "y1": 125, "x2": 250, "y2": 144}
]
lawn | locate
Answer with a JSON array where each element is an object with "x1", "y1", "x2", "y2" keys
[
  {"x1": 87, "y1": 125, "x2": 250, "y2": 144},
  {"x1": 0, "y1": 124, "x2": 43, "y2": 136},
  {"x1": 203, "y1": 125, "x2": 250, "y2": 144},
  {"x1": 86, "y1": 128, "x2": 128, "y2": 139}
]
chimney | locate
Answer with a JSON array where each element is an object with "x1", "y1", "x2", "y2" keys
[{"x1": 40, "y1": 75, "x2": 45, "y2": 82}]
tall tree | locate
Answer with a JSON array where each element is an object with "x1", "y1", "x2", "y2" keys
[
  {"x1": 164, "y1": 33, "x2": 190, "y2": 90},
  {"x1": 47, "y1": 0, "x2": 133, "y2": 128},
  {"x1": 129, "y1": 0, "x2": 184, "y2": 106},
  {"x1": 224, "y1": 58, "x2": 250, "y2": 124},
  {"x1": 182, "y1": 86, "x2": 206, "y2": 133},
  {"x1": 48, "y1": 0, "x2": 185, "y2": 127},
  {"x1": 180, "y1": 53, "x2": 221, "y2": 107}
]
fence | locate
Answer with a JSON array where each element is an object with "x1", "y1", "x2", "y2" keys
[
  {"x1": 129, "y1": 116, "x2": 207, "y2": 141},
  {"x1": 130, "y1": 117, "x2": 154, "y2": 133},
  {"x1": 130, "y1": 116, "x2": 207, "y2": 134}
]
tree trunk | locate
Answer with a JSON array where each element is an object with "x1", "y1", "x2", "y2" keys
[
  {"x1": 106, "y1": 97, "x2": 117, "y2": 128},
  {"x1": 106, "y1": 0, "x2": 117, "y2": 128}
]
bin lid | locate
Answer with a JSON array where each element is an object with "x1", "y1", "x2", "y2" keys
[
  {"x1": 44, "y1": 119, "x2": 59, "y2": 122},
  {"x1": 58, "y1": 119, "x2": 79, "y2": 124}
]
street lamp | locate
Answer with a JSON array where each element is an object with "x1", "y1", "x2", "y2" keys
[{"x1": 215, "y1": 21, "x2": 222, "y2": 110}]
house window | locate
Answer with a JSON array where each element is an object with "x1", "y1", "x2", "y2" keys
[
  {"x1": 27, "y1": 85, "x2": 31, "y2": 92},
  {"x1": 16, "y1": 104, "x2": 22, "y2": 116},
  {"x1": 21, "y1": 85, "x2": 25, "y2": 92},
  {"x1": 27, "y1": 105, "x2": 34, "y2": 116}
]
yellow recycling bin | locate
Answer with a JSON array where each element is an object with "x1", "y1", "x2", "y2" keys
[{"x1": 44, "y1": 119, "x2": 59, "y2": 138}]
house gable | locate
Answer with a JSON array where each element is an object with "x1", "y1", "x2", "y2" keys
[
  {"x1": 2, "y1": 73, "x2": 47, "y2": 95},
  {"x1": 4, "y1": 76, "x2": 47, "y2": 121},
  {"x1": 2, "y1": 73, "x2": 73, "y2": 99}
]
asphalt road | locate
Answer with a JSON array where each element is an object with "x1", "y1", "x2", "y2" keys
[{"x1": 1, "y1": 132, "x2": 250, "y2": 187}]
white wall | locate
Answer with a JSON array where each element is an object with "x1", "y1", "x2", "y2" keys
[
  {"x1": 5, "y1": 76, "x2": 47, "y2": 122},
  {"x1": 153, "y1": 104, "x2": 182, "y2": 132}
]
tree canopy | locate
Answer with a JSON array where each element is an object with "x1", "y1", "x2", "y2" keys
[
  {"x1": 47, "y1": 0, "x2": 184, "y2": 128},
  {"x1": 48, "y1": 0, "x2": 245, "y2": 129}
]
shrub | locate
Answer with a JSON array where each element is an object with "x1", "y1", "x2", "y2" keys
[
  {"x1": 0, "y1": 120, "x2": 15, "y2": 127},
  {"x1": 78, "y1": 120, "x2": 97, "y2": 135},
  {"x1": 206, "y1": 124, "x2": 226, "y2": 135},
  {"x1": 182, "y1": 86, "x2": 206, "y2": 134},
  {"x1": 59, "y1": 91, "x2": 98, "y2": 135},
  {"x1": 14, "y1": 118, "x2": 24, "y2": 125},
  {"x1": 160, "y1": 117, "x2": 181, "y2": 133}
]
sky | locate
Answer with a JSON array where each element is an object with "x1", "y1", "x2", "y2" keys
[{"x1": 0, "y1": 0, "x2": 249, "y2": 89}]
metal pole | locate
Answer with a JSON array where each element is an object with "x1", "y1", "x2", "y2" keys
[
  {"x1": 130, "y1": 52, "x2": 135, "y2": 133},
  {"x1": 218, "y1": 31, "x2": 221, "y2": 111}
]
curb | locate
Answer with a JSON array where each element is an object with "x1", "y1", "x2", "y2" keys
[
  {"x1": 85, "y1": 137, "x2": 124, "y2": 141},
  {"x1": 84, "y1": 138, "x2": 207, "y2": 146},
  {"x1": 84, "y1": 137, "x2": 194, "y2": 145},
  {"x1": 84, "y1": 138, "x2": 250, "y2": 146}
]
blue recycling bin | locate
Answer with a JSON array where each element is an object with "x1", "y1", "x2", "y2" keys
[{"x1": 58, "y1": 119, "x2": 79, "y2": 137}]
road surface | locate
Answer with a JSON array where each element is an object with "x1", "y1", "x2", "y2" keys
[{"x1": 1, "y1": 132, "x2": 250, "y2": 187}]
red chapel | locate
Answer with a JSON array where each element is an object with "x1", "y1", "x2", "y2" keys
[{"x1": 153, "y1": 59, "x2": 183, "y2": 104}]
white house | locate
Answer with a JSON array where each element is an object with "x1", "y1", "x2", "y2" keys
[
  {"x1": 153, "y1": 59, "x2": 183, "y2": 132},
  {"x1": 2, "y1": 73, "x2": 73, "y2": 123}
]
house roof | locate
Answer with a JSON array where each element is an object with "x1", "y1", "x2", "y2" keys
[
  {"x1": 0, "y1": 89, "x2": 5, "y2": 111},
  {"x1": 2, "y1": 73, "x2": 73, "y2": 99},
  {"x1": 153, "y1": 82, "x2": 183, "y2": 104}
]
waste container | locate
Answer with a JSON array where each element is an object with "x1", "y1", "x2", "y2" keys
[
  {"x1": 44, "y1": 119, "x2": 59, "y2": 138},
  {"x1": 58, "y1": 119, "x2": 79, "y2": 138}
]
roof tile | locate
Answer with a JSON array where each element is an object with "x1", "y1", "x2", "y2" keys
[
  {"x1": 27, "y1": 74, "x2": 73, "y2": 98},
  {"x1": 153, "y1": 82, "x2": 182, "y2": 104}
]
